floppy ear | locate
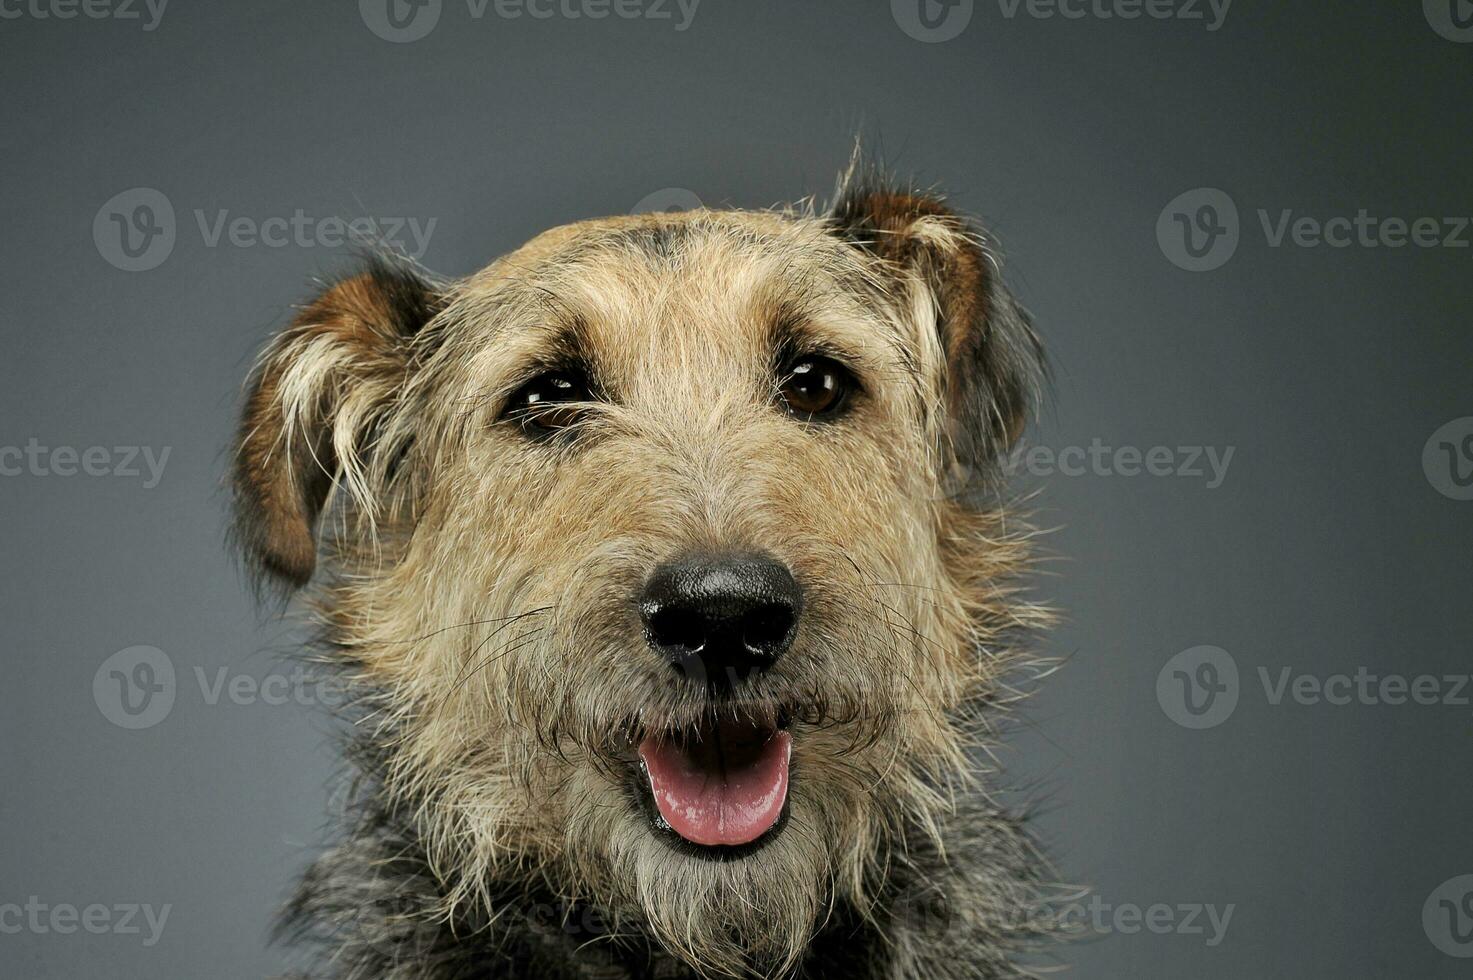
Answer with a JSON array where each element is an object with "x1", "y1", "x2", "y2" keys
[
  {"x1": 232, "y1": 258, "x2": 442, "y2": 590},
  {"x1": 829, "y1": 179, "x2": 1043, "y2": 485}
]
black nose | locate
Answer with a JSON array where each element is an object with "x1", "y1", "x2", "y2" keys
[{"x1": 640, "y1": 553, "x2": 802, "y2": 687}]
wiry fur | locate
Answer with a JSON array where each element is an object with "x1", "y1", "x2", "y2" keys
[{"x1": 235, "y1": 170, "x2": 1060, "y2": 979}]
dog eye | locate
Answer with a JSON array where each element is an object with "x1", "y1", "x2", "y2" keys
[
  {"x1": 778, "y1": 356, "x2": 855, "y2": 421},
  {"x1": 504, "y1": 370, "x2": 591, "y2": 434}
]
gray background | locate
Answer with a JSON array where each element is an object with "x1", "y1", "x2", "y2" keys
[{"x1": 2, "y1": 2, "x2": 1470, "y2": 977}]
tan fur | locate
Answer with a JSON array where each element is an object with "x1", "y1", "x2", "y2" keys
[{"x1": 237, "y1": 194, "x2": 1048, "y2": 979}]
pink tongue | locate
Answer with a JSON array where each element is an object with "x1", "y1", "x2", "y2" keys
[{"x1": 638, "y1": 722, "x2": 791, "y2": 847}]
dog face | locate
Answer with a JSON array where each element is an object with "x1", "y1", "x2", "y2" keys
[{"x1": 234, "y1": 182, "x2": 1042, "y2": 977}]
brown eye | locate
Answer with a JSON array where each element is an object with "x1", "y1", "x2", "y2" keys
[
  {"x1": 778, "y1": 356, "x2": 855, "y2": 421},
  {"x1": 504, "y1": 370, "x2": 592, "y2": 435}
]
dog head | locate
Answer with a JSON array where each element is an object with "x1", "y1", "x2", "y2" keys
[{"x1": 233, "y1": 174, "x2": 1043, "y2": 977}]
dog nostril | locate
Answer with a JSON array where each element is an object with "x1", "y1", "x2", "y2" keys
[
  {"x1": 640, "y1": 553, "x2": 802, "y2": 684},
  {"x1": 740, "y1": 605, "x2": 794, "y2": 656},
  {"x1": 647, "y1": 607, "x2": 709, "y2": 652}
]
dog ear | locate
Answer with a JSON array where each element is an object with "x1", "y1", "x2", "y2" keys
[
  {"x1": 829, "y1": 179, "x2": 1043, "y2": 485},
  {"x1": 232, "y1": 257, "x2": 442, "y2": 591}
]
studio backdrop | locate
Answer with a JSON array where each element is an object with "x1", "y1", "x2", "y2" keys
[{"x1": 1, "y1": 3, "x2": 1469, "y2": 978}]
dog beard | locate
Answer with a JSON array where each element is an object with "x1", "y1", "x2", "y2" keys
[{"x1": 569, "y1": 786, "x2": 858, "y2": 980}]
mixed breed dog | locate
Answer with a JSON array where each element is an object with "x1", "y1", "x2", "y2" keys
[{"x1": 232, "y1": 165, "x2": 1057, "y2": 978}]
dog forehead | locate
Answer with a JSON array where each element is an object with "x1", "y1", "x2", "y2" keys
[{"x1": 465, "y1": 210, "x2": 905, "y2": 362}]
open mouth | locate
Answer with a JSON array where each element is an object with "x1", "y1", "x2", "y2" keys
[{"x1": 637, "y1": 714, "x2": 791, "y2": 848}]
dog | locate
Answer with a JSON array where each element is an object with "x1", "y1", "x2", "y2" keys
[{"x1": 231, "y1": 165, "x2": 1056, "y2": 979}]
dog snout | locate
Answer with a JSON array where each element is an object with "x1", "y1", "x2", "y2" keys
[{"x1": 640, "y1": 553, "x2": 802, "y2": 685}]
